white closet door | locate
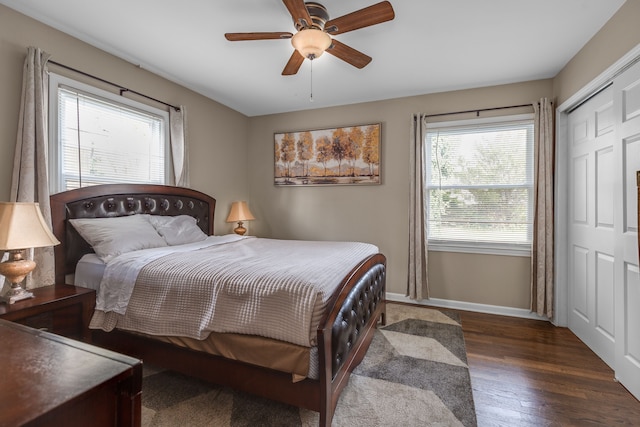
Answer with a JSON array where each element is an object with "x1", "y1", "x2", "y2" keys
[
  {"x1": 566, "y1": 58, "x2": 640, "y2": 401},
  {"x1": 567, "y1": 86, "x2": 617, "y2": 368},
  {"x1": 614, "y1": 59, "x2": 640, "y2": 399}
]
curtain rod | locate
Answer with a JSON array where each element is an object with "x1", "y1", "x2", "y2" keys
[
  {"x1": 424, "y1": 103, "x2": 533, "y2": 119},
  {"x1": 48, "y1": 60, "x2": 180, "y2": 111}
]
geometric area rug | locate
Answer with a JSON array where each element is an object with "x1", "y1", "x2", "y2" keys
[{"x1": 141, "y1": 303, "x2": 477, "y2": 426}]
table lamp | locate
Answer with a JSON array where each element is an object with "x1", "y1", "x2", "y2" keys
[
  {"x1": 0, "y1": 202, "x2": 60, "y2": 304},
  {"x1": 226, "y1": 201, "x2": 255, "y2": 235}
]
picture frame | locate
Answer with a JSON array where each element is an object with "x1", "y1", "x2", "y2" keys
[{"x1": 274, "y1": 123, "x2": 381, "y2": 186}]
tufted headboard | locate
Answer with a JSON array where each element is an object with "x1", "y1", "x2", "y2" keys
[{"x1": 50, "y1": 184, "x2": 216, "y2": 284}]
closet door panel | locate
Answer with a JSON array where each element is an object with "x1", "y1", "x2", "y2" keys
[
  {"x1": 567, "y1": 86, "x2": 616, "y2": 367},
  {"x1": 614, "y1": 59, "x2": 640, "y2": 400}
]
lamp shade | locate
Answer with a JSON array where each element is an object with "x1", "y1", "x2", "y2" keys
[
  {"x1": 0, "y1": 202, "x2": 60, "y2": 250},
  {"x1": 291, "y1": 29, "x2": 332, "y2": 59},
  {"x1": 226, "y1": 201, "x2": 256, "y2": 223}
]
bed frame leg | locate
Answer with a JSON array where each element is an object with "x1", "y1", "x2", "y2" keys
[{"x1": 319, "y1": 401, "x2": 334, "y2": 427}]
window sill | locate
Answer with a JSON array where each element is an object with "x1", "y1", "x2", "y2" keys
[{"x1": 427, "y1": 241, "x2": 531, "y2": 257}]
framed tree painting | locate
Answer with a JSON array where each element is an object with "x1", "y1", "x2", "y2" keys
[{"x1": 274, "y1": 123, "x2": 381, "y2": 186}]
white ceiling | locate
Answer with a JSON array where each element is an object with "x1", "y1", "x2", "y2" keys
[{"x1": 1, "y1": 0, "x2": 626, "y2": 116}]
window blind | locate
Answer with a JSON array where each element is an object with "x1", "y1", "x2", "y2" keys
[
  {"x1": 426, "y1": 117, "x2": 534, "y2": 246},
  {"x1": 58, "y1": 86, "x2": 165, "y2": 190}
]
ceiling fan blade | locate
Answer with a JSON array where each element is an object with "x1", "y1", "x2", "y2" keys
[
  {"x1": 282, "y1": 50, "x2": 305, "y2": 75},
  {"x1": 326, "y1": 39, "x2": 372, "y2": 69},
  {"x1": 282, "y1": 0, "x2": 313, "y2": 29},
  {"x1": 225, "y1": 32, "x2": 293, "y2": 41},
  {"x1": 325, "y1": 1, "x2": 395, "y2": 35}
]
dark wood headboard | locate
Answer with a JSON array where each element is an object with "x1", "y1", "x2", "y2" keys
[{"x1": 50, "y1": 184, "x2": 216, "y2": 284}]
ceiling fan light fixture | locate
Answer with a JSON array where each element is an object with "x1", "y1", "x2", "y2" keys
[{"x1": 291, "y1": 28, "x2": 331, "y2": 59}]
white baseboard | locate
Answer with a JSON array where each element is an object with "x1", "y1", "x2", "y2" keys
[{"x1": 385, "y1": 292, "x2": 549, "y2": 321}]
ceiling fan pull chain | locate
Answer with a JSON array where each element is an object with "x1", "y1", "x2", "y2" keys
[{"x1": 310, "y1": 58, "x2": 314, "y2": 102}]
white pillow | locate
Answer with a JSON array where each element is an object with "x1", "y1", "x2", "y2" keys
[
  {"x1": 148, "y1": 215, "x2": 208, "y2": 245},
  {"x1": 69, "y1": 215, "x2": 167, "y2": 263}
]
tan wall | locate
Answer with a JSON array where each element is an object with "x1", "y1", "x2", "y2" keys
[
  {"x1": 554, "y1": 0, "x2": 640, "y2": 105},
  {"x1": 248, "y1": 80, "x2": 551, "y2": 308},
  {"x1": 0, "y1": 5, "x2": 250, "y2": 234}
]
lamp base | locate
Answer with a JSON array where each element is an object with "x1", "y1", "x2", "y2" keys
[
  {"x1": 0, "y1": 251, "x2": 36, "y2": 304},
  {"x1": 233, "y1": 221, "x2": 247, "y2": 236},
  {"x1": 0, "y1": 283, "x2": 34, "y2": 304}
]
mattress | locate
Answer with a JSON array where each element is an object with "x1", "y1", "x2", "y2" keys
[{"x1": 74, "y1": 253, "x2": 106, "y2": 291}]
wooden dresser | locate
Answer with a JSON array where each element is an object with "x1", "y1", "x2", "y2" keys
[{"x1": 0, "y1": 319, "x2": 142, "y2": 426}]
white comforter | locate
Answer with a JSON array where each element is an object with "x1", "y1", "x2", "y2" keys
[
  {"x1": 96, "y1": 234, "x2": 245, "y2": 314},
  {"x1": 90, "y1": 235, "x2": 379, "y2": 347}
]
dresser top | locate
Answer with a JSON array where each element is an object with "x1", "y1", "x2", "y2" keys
[{"x1": 0, "y1": 319, "x2": 141, "y2": 426}]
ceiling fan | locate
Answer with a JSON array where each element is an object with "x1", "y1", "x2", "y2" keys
[{"x1": 224, "y1": 0, "x2": 395, "y2": 76}]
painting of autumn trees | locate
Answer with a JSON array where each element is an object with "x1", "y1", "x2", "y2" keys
[{"x1": 274, "y1": 123, "x2": 380, "y2": 185}]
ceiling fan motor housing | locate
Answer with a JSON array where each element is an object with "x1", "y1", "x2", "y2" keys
[{"x1": 295, "y1": 2, "x2": 330, "y2": 31}]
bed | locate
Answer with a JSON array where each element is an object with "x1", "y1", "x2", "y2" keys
[{"x1": 50, "y1": 184, "x2": 386, "y2": 427}]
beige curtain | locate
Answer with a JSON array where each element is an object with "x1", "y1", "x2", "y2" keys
[
  {"x1": 408, "y1": 113, "x2": 429, "y2": 299},
  {"x1": 8, "y1": 46, "x2": 55, "y2": 289},
  {"x1": 170, "y1": 105, "x2": 190, "y2": 187},
  {"x1": 531, "y1": 98, "x2": 555, "y2": 317}
]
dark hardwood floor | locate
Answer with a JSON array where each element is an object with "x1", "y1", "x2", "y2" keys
[{"x1": 454, "y1": 309, "x2": 640, "y2": 426}]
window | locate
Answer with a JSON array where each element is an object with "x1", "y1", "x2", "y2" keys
[
  {"x1": 48, "y1": 74, "x2": 170, "y2": 193},
  {"x1": 426, "y1": 114, "x2": 534, "y2": 256}
]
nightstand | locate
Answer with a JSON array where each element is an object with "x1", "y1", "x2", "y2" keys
[{"x1": 0, "y1": 284, "x2": 95, "y2": 342}]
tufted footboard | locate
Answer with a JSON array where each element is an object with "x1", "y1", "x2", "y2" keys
[
  {"x1": 316, "y1": 253, "x2": 386, "y2": 426},
  {"x1": 331, "y1": 261, "x2": 386, "y2": 378}
]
